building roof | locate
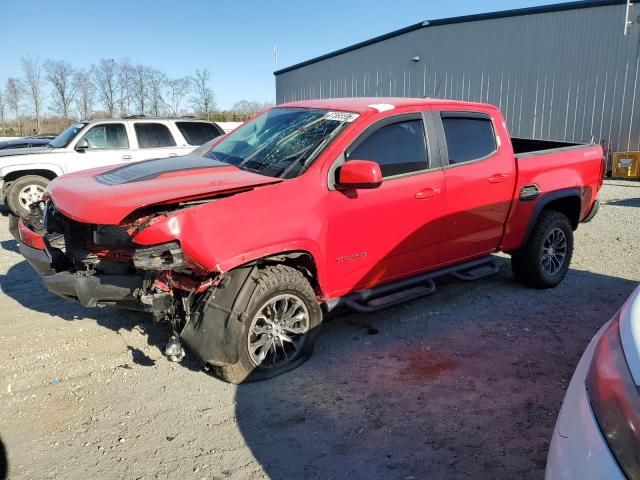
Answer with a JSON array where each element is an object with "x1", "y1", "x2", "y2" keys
[
  {"x1": 274, "y1": 0, "x2": 627, "y2": 75},
  {"x1": 279, "y1": 97, "x2": 495, "y2": 113}
]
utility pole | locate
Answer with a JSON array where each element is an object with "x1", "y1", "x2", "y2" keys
[{"x1": 274, "y1": 44, "x2": 278, "y2": 71}]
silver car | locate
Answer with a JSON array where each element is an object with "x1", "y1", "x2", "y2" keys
[{"x1": 546, "y1": 286, "x2": 640, "y2": 479}]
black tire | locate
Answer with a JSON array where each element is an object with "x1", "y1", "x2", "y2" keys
[
  {"x1": 511, "y1": 210, "x2": 574, "y2": 289},
  {"x1": 212, "y1": 265, "x2": 323, "y2": 384},
  {"x1": 6, "y1": 175, "x2": 49, "y2": 218}
]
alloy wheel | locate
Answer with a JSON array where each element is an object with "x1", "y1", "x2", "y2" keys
[
  {"x1": 248, "y1": 293, "x2": 310, "y2": 369},
  {"x1": 541, "y1": 227, "x2": 567, "y2": 275}
]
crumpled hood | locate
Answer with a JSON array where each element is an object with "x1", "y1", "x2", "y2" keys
[
  {"x1": 0, "y1": 146, "x2": 59, "y2": 157},
  {"x1": 48, "y1": 155, "x2": 282, "y2": 224}
]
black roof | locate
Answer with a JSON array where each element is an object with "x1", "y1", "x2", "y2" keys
[{"x1": 274, "y1": 0, "x2": 627, "y2": 75}]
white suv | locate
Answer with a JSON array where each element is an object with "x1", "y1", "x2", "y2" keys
[{"x1": 0, "y1": 117, "x2": 224, "y2": 216}]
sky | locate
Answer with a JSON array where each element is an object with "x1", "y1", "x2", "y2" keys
[{"x1": 0, "y1": 0, "x2": 569, "y2": 110}]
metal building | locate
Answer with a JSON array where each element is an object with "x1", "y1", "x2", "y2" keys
[{"x1": 274, "y1": 0, "x2": 640, "y2": 151}]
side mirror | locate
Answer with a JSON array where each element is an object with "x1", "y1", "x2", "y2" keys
[
  {"x1": 336, "y1": 160, "x2": 382, "y2": 189},
  {"x1": 75, "y1": 138, "x2": 89, "y2": 152}
]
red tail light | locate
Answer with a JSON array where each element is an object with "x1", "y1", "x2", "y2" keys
[{"x1": 587, "y1": 313, "x2": 640, "y2": 479}]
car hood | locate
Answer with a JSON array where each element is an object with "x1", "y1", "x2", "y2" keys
[
  {"x1": 0, "y1": 146, "x2": 57, "y2": 157},
  {"x1": 48, "y1": 155, "x2": 283, "y2": 224}
]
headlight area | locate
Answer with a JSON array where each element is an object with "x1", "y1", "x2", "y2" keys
[
  {"x1": 587, "y1": 313, "x2": 640, "y2": 480},
  {"x1": 132, "y1": 242, "x2": 185, "y2": 270}
]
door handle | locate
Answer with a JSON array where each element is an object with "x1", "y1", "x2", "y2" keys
[
  {"x1": 121, "y1": 154, "x2": 132, "y2": 160},
  {"x1": 415, "y1": 187, "x2": 441, "y2": 199},
  {"x1": 488, "y1": 173, "x2": 509, "y2": 183},
  {"x1": 169, "y1": 153, "x2": 178, "y2": 157}
]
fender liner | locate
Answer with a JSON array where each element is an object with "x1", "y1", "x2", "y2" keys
[
  {"x1": 180, "y1": 265, "x2": 260, "y2": 366},
  {"x1": 521, "y1": 188, "x2": 581, "y2": 247}
]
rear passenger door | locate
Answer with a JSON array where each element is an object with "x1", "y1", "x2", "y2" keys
[
  {"x1": 132, "y1": 122, "x2": 182, "y2": 161},
  {"x1": 326, "y1": 113, "x2": 445, "y2": 296},
  {"x1": 438, "y1": 111, "x2": 516, "y2": 264}
]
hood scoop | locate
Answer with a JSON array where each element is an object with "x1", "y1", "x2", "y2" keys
[{"x1": 96, "y1": 155, "x2": 228, "y2": 186}]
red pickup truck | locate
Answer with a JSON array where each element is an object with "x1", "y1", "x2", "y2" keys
[{"x1": 11, "y1": 98, "x2": 604, "y2": 383}]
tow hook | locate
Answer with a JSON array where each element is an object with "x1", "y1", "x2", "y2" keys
[{"x1": 164, "y1": 333, "x2": 185, "y2": 362}]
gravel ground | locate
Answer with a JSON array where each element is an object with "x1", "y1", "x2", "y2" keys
[{"x1": 0, "y1": 180, "x2": 639, "y2": 480}]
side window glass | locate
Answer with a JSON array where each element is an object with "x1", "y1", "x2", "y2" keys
[
  {"x1": 176, "y1": 122, "x2": 223, "y2": 146},
  {"x1": 347, "y1": 119, "x2": 428, "y2": 177},
  {"x1": 135, "y1": 123, "x2": 177, "y2": 148},
  {"x1": 81, "y1": 124, "x2": 129, "y2": 149},
  {"x1": 442, "y1": 116, "x2": 497, "y2": 165}
]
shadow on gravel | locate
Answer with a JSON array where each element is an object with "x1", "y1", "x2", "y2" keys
[
  {"x1": 0, "y1": 239, "x2": 18, "y2": 253},
  {"x1": 3, "y1": 233, "x2": 639, "y2": 477},
  {"x1": 0, "y1": 436, "x2": 7, "y2": 480},
  {"x1": 606, "y1": 197, "x2": 640, "y2": 208},
  {"x1": 232, "y1": 261, "x2": 638, "y2": 479},
  {"x1": 0, "y1": 260, "x2": 202, "y2": 372}
]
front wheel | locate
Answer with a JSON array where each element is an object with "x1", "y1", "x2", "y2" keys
[
  {"x1": 7, "y1": 175, "x2": 49, "y2": 218},
  {"x1": 212, "y1": 265, "x2": 322, "y2": 384},
  {"x1": 511, "y1": 210, "x2": 574, "y2": 289}
]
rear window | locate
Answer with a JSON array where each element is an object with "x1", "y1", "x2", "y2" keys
[
  {"x1": 442, "y1": 115, "x2": 497, "y2": 164},
  {"x1": 176, "y1": 122, "x2": 222, "y2": 146},
  {"x1": 135, "y1": 123, "x2": 176, "y2": 149}
]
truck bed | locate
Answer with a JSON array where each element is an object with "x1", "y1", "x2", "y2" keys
[
  {"x1": 511, "y1": 137, "x2": 583, "y2": 157},
  {"x1": 499, "y1": 139, "x2": 604, "y2": 252}
]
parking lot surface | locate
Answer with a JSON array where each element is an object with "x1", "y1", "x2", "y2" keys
[{"x1": 1, "y1": 180, "x2": 639, "y2": 480}]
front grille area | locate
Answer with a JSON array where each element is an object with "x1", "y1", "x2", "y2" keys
[{"x1": 92, "y1": 224, "x2": 132, "y2": 248}]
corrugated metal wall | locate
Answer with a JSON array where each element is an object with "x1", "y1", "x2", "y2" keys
[{"x1": 276, "y1": 3, "x2": 640, "y2": 151}]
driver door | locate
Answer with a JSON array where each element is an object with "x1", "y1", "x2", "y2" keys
[
  {"x1": 66, "y1": 122, "x2": 134, "y2": 173},
  {"x1": 326, "y1": 113, "x2": 445, "y2": 297}
]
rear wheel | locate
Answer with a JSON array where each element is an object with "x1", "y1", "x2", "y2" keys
[
  {"x1": 7, "y1": 175, "x2": 49, "y2": 218},
  {"x1": 212, "y1": 265, "x2": 322, "y2": 384},
  {"x1": 511, "y1": 210, "x2": 574, "y2": 289}
]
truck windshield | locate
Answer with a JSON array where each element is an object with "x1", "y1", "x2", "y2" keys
[
  {"x1": 49, "y1": 123, "x2": 88, "y2": 148},
  {"x1": 205, "y1": 108, "x2": 357, "y2": 178}
]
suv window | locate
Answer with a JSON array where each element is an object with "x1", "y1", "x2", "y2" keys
[
  {"x1": 81, "y1": 123, "x2": 129, "y2": 149},
  {"x1": 176, "y1": 122, "x2": 222, "y2": 146},
  {"x1": 442, "y1": 115, "x2": 496, "y2": 164},
  {"x1": 135, "y1": 123, "x2": 176, "y2": 148},
  {"x1": 347, "y1": 119, "x2": 428, "y2": 177}
]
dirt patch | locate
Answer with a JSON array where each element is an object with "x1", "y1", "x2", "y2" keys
[{"x1": 401, "y1": 348, "x2": 457, "y2": 380}]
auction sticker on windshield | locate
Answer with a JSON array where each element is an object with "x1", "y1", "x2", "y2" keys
[{"x1": 323, "y1": 112, "x2": 359, "y2": 122}]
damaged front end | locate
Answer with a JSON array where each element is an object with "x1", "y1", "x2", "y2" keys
[{"x1": 17, "y1": 200, "x2": 217, "y2": 335}]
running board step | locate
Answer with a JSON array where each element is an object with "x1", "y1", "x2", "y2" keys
[
  {"x1": 326, "y1": 256, "x2": 500, "y2": 314},
  {"x1": 347, "y1": 280, "x2": 436, "y2": 313},
  {"x1": 451, "y1": 262, "x2": 500, "y2": 281}
]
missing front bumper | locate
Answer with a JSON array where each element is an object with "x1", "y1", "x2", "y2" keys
[{"x1": 20, "y1": 241, "x2": 143, "y2": 307}]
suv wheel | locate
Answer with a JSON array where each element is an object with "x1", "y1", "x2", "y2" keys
[
  {"x1": 511, "y1": 210, "x2": 574, "y2": 289},
  {"x1": 7, "y1": 175, "x2": 49, "y2": 218},
  {"x1": 212, "y1": 265, "x2": 322, "y2": 384}
]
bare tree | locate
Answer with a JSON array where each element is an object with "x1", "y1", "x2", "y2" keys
[
  {"x1": 0, "y1": 90, "x2": 5, "y2": 135},
  {"x1": 5, "y1": 78, "x2": 23, "y2": 136},
  {"x1": 190, "y1": 69, "x2": 215, "y2": 120},
  {"x1": 132, "y1": 64, "x2": 148, "y2": 115},
  {"x1": 21, "y1": 56, "x2": 44, "y2": 134},
  {"x1": 92, "y1": 58, "x2": 118, "y2": 118},
  {"x1": 44, "y1": 60, "x2": 76, "y2": 119},
  {"x1": 147, "y1": 68, "x2": 167, "y2": 116},
  {"x1": 73, "y1": 70, "x2": 94, "y2": 119},
  {"x1": 117, "y1": 58, "x2": 133, "y2": 117},
  {"x1": 232, "y1": 100, "x2": 272, "y2": 119},
  {"x1": 167, "y1": 76, "x2": 191, "y2": 117}
]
